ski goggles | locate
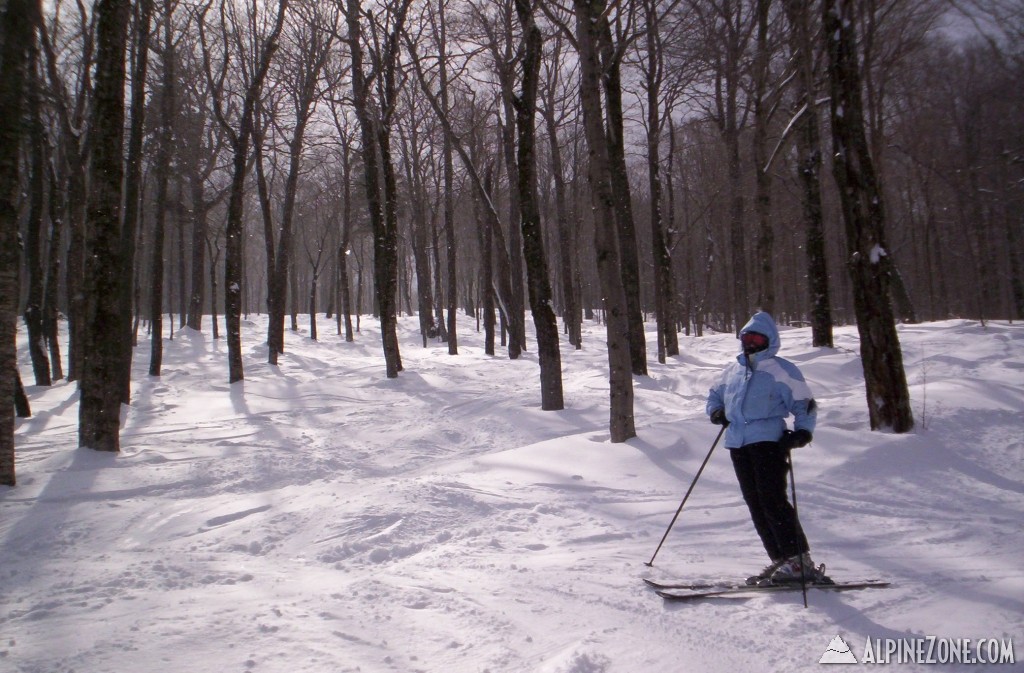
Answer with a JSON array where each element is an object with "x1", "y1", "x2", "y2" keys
[{"x1": 741, "y1": 331, "x2": 769, "y2": 353}]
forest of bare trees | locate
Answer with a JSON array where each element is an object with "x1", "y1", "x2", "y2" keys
[{"x1": 2, "y1": 0, "x2": 1022, "y2": 482}]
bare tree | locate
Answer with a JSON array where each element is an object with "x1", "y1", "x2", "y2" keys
[
  {"x1": 77, "y1": 0, "x2": 132, "y2": 451},
  {"x1": 38, "y1": 2, "x2": 95, "y2": 383},
  {"x1": 342, "y1": 0, "x2": 411, "y2": 379},
  {"x1": 198, "y1": 0, "x2": 289, "y2": 383},
  {"x1": 780, "y1": 0, "x2": 833, "y2": 346},
  {"x1": 395, "y1": 86, "x2": 440, "y2": 346},
  {"x1": 149, "y1": 0, "x2": 177, "y2": 377},
  {"x1": 823, "y1": 0, "x2": 913, "y2": 432},
  {"x1": 119, "y1": 0, "x2": 154, "y2": 397},
  {"x1": 432, "y1": 0, "x2": 459, "y2": 355},
  {"x1": 263, "y1": 1, "x2": 337, "y2": 364},
  {"x1": 539, "y1": 37, "x2": 582, "y2": 349},
  {"x1": 467, "y1": 0, "x2": 528, "y2": 357},
  {"x1": 405, "y1": 26, "x2": 526, "y2": 362},
  {"x1": 24, "y1": 42, "x2": 52, "y2": 387},
  {"x1": 573, "y1": 0, "x2": 636, "y2": 441},
  {"x1": 326, "y1": 103, "x2": 357, "y2": 343},
  {"x1": 690, "y1": 0, "x2": 757, "y2": 333},
  {"x1": 0, "y1": 0, "x2": 41, "y2": 483},
  {"x1": 512, "y1": 0, "x2": 564, "y2": 410},
  {"x1": 638, "y1": 0, "x2": 683, "y2": 362}
]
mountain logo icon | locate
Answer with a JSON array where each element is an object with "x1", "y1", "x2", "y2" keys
[{"x1": 819, "y1": 635, "x2": 858, "y2": 664}]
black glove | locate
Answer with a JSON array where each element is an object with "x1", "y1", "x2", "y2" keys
[
  {"x1": 779, "y1": 429, "x2": 812, "y2": 450},
  {"x1": 710, "y1": 408, "x2": 729, "y2": 427}
]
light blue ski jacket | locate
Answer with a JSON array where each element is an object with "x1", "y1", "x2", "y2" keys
[{"x1": 706, "y1": 312, "x2": 816, "y2": 449}]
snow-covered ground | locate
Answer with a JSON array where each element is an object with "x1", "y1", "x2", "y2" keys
[{"x1": 4, "y1": 313, "x2": 1023, "y2": 672}]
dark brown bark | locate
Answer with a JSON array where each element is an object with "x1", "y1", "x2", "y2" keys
[
  {"x1": 343, "y1": 0, "x2": 409, "y2": 378},
  {"x1": 0, "y1": 0, "x2": 39, "y2": 483},
  {"x1": 266, "y1": 11, "x2": 333, "y2": 362},
  {"x1": 574, "y1": 0, "x2": 635, "y2": 442},
  {"x1": 437, "y1": 0, "x2": 458, "y2": 355},
  {"x1": 823, "y1": 0, "x2": 913, "y2": 432},
  {"x1": 337, "y1": 131, "x2": 355, "y2": 343},
  {"x1": 119, "y1": 0, "x2": 153, "y2": 398},
  {"x1": 475, "y1": 167, "x2": 497, "y2": 356},
  {"x1": 78, "y1": 0, "x2": 132, "y2": 452},
  {"x1": 751, "y1": 0, "x2": 774, "y2": 316},
  {"x1": 38, "y1": 5, "x2": 92, "y2": 385},
  {"x1": 201, "y1": 0, "x2": 289, "y2": 383},
  {"x1": 642, "y1": 0, "x2": 678, "y2": 363},
  {"x1": 782, "y1": 0, "x2": 833, "y2": 347},
  {"x1": 14, "y1": 372, "x2": 31, "y2": 419},
  {"x1": 43, "y1": 161, "x2": 65, "y2": 381},
  {"x1": 541, "y1": 42, "x2": 581, "y2": 349},
  {"x1": 514, "y1": 0, "x2": 564, "y2": 411},
  {"x1": 405, "y1": 35, "x2": 525, "y2": 360},
  {"x1": 599, "y1": 16, "x2": 647, "y2": 375},
  {"x1": 24, "y1": 43, "x2": 51, "y2": 386},
  {"x1": 149, "y1": 0, "x2": 175, "y2": 377},
  {"x1": 400, "y1": 120, "x2": 438, "y2": 346}
]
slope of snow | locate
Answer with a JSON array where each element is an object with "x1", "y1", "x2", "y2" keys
[{"x1": 4, "y1": 315, "x2": 1023, "y2": 672}]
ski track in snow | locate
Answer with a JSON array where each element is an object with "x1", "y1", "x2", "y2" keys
[{"x1": 3, "y1": 316, "x2": 1023, "y2": 673}]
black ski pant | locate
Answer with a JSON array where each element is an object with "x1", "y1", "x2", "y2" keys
[{"x1": 729, "y1": 441, "x2": 809, "y2": 562}]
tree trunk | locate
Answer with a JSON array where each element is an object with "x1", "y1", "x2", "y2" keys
[
  {"x1": 343, "y1": 0, "x2": 408, "y2": 378},
  {"x1": 202, "y1": 0, "x2": 289, "y2": 383},
  {"x1": 149, "y1": 0, "x2": 175, "y2": 377},
  {"x1": 78, "y1": 0, "x2": 132, "y2": 452},
  {"x1": 599, "y1": 17, "x2": 647, "y2": 375},
  {"x1": 400, "y1": 121, "x2": 437, "y2": 346},
  {"x1": 338, "y1": 134, "x2": 355, "y2": 343},
  {"x1": 438, "y1": 0, "x2": 458, "y2": 355},
  {"x1": 308, "y1": 274, "x2": 318, "y2": 341},
  {"x1": 186, "y1": 181, "x2": 208, "y2": 332},
  {"x1": 0, "y1": 0, "x2": 38, "y2": 484},
  {"x1": 431, "y1": 205, "x2": 448, "y2": 341},
  {"x1": 643, "y1": 0, "x2": 678, "y2": 363},
  {"x1": 24, "y1": 43, "x2": 51, "y2": 386},
  {"x1": 541, "y1": 47, "x2": 581, "y2": 350},
  {"x1": 474, "y1": 172, "x2": 496, "y2": 356},
  {"x1": 751, "y1": 0, "x2": 774, "y2": 316},
  {"x1": 574, "y1": 0, "x2": 635, "y2": 442},
  {"x1": 119, "y1": 0, "x2": 153, "y2": 399},
  {"x1": 43, "y1": 161, "x2": 65, "y2": 381},
  {"x1": 405, "y1": 37, "x2": 525, "y2": 360},
  {"x1": 500, "y1": 79, "x2": 527, "y2": 356},
  {"x1": 823, "y1": 0, "x2": 913, "y2": 432},
  {"x1": 782, "y1": 0, "x2": 833, "y2": 346},
  {"x1": 513, "y1": 0, "x2": 563, "y2": 411}
]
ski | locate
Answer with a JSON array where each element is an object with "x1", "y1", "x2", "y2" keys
[
  {"x1": 643, "y1": 578, "x2": 739, "y2": 591},
  {"x1": 655, "y1": 580, "x2": 890, "y2": 602}
]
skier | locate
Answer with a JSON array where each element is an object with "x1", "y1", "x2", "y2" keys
[{"x1": 706, "y1": 311, "x2": 827, "y2": 585}]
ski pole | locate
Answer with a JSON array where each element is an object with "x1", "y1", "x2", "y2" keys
[
  {"x1": 644, "y1": 424, "x2": 726, "y2": 567},
  {"x1": 788, "y1": 449, "x2": 809, "y2": 608}
]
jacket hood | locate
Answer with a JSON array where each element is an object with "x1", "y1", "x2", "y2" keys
[{"x1": 738, "y1": 311, "x2": 781, "y2": 363}]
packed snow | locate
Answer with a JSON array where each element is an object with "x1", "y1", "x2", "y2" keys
[{"x1": 4, "y1": 313, "x2": 1023, "y2": 672}]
